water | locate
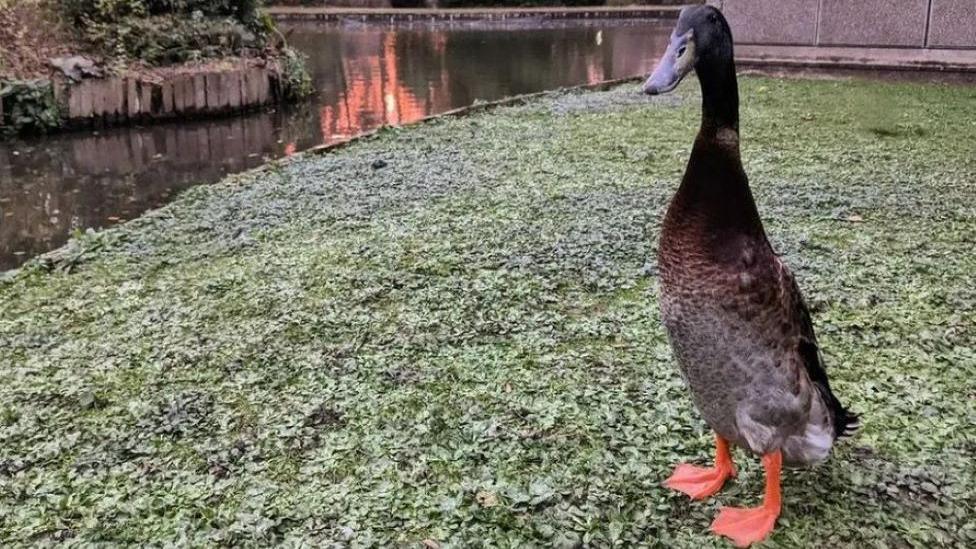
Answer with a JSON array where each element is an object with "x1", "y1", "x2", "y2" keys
[{"x1": 0, "y1": 19, "x2": 670, "y2": 270}]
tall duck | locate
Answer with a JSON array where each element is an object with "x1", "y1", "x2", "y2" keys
[{"x1": 642, "y1": 6, "x2": 858, "y2": 547}]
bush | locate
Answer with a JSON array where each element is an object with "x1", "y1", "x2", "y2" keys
[
  {"x1": 59, "y1": 0, "x2": 261, "y2": 24},
  {"x1": 278, "y1": 46, "x2": 312, "y2": 100},
  {"x1": 56, "y1": 0, "x2": 270, "y2": 64},
  {"x1": 0, "y1": 79, "x2": 62, "y2": 134},
  {"x1": 145, "y1": 0, "x2": 261, "y2": 24},
  {"x1": 59, "y1": 0, "x2": 147, "y2": 23},
  {"x1": 92, "y1": 15, "x2": 266, "y2": 64}
]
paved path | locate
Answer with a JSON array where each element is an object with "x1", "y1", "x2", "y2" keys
[{"x1": 737, "y1": 44, "x2": 976, "y2": 75}]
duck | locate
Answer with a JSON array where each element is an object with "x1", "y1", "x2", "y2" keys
[{"x1": 641, "y1": 6, "x2": 859, "y2": 547}]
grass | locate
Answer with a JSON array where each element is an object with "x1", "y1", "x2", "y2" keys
[{"x1": 1, "y1": 75, "x2": 975, "y2": 547}]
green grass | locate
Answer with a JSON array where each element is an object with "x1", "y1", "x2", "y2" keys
[{"x1": 1, "y1": 76, "x2": 975, "y2": 547}]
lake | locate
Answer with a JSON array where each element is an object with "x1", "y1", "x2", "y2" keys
[{"x1": 0, "y1": 18, "x2": 670, "y2": 270}]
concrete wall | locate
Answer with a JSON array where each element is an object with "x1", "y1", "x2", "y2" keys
[{"x1": 712, "y1": 0, "x2": 976, "y2": 48}]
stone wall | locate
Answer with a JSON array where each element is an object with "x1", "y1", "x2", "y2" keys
[
  {"x1": 712, "y1": 0, "x2": 976, "y2": 48},
  {"x1": 56, "y1": 66, "x2": 280, "y2": 128}
]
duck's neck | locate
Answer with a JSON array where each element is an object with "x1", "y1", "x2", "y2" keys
[
  {"x1": 669, "y1": 55, "x2": 766, "y2": 247},
  {"x1": 697, "y1": 55, "x2": 739, "y2": 136}
]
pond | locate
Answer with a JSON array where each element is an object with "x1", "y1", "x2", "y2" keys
[{"x1": 0, "y1": 18, "x2": 670, "y2": 270}]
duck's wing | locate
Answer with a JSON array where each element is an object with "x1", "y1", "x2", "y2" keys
[{"x1": 775, "y1": 257, "x2": 859, "y2": 439}]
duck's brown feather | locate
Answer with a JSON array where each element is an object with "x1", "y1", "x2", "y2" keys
[{"x1": 658, "y1": 132, "x2": 854, "y2": 465}]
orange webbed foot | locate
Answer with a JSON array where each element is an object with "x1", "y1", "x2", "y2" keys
[
  {"x1": 709, "y1": 451, "x2": 783, "y2": 547},
  {"x1": 710, "y1": 504, "x2": 778, "y2": 547},
  {"x1": 665, "y1": 462, "x2": 736, "y2": 500},
  {"x1": 664, "y1": 435, "x2": 736, "y2": 500}
]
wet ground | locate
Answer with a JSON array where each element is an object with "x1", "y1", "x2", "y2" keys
[{"x1": 0, "y1": 18, "x2": 671, "y2": 270}]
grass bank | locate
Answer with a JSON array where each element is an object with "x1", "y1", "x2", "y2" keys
[{"x1": 1, "y1": 77, "x2": 975, "y2": 546}]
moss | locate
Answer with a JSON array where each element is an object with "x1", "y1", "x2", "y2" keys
[{"x1": 1, "y1": 76, "x2": 975, "y2": 546}]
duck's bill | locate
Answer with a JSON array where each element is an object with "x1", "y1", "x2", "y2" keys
[{"x1": 643, "y1": 30, "x2": 696, "y2": 95}]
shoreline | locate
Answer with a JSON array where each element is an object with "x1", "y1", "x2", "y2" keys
[{"x1": 267, "y1": 6, "x2": 683, "y2": 22}]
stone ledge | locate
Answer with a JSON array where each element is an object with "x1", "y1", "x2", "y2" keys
[{"x1": 736, "y1": 45, "x2": 976, "y2": 74}]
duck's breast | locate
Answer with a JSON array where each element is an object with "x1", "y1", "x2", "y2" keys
[{"x1": 657, "y1": 232, "x2": 814, "y2": 453}]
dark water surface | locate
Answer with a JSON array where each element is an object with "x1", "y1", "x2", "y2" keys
[{"x1": 0, "y1": 19, "x2": 670, "y2": 270}]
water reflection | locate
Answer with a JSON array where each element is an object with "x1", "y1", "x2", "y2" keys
[
  {"x1": 0, "y1": 19, "x2": 670, "y2": 270},
  {"x1": 295, "y1": 20, "x2": 669, "y2": 146},
  {"x1": 0, "y1": 115, "x2": 289, "y2": 269}
]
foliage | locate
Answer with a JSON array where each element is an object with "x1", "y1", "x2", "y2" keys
[
  {"x1": 1, "y1": 78, "x2": 975, "y2": 546},
  {"x1": 58, "y1": 0, "x2": 261, "y2": 24},
  {"x1": 0, "y1": 79, "x2": 62, "y2": 135},
  {"x1": 146, "y1": 0, "x2": 261, "y2": 23},
  {"x1": 91, "y1": 14, "x2": 265, "y2": 65},
  {"x1": 55, "y1": 0, "x2": 270, "y2": 64},
  {"x1": 278, "y1": 46, "x2": 313, "y2": 100},
  {"x1": 58, "y1": 0, "x2": 148, "y2": 22}
]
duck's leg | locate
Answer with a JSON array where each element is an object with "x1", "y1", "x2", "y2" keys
[
  {"x1": 710, "y1": 450, "x2": 782, "y2": 547},
  {"x1": 664, "y1": 434, "x2": 737, "y2": 500}
]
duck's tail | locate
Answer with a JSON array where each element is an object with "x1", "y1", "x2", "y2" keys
[
  {"x1": 798, "y1": 337, "x2": 860, "y2": 440},
  {"x1": 816, "y1": 384, "x2": 860, "y2": 439},
  {"x1": 835, "y1": 407, "x2": 860, "y2": 439}
]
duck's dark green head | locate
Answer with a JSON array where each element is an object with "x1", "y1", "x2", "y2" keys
[{"x1": 643, "y1": 5, "x2": 734, "y2": 95}]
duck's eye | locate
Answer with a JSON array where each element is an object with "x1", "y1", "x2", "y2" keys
[{"x1": 677, "y1": 46, "x2": 687, "y2": 57}]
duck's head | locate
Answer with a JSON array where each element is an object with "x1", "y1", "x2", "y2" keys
[{"x1": 642, "y1": 5, "x2": 734, "y2": 95}]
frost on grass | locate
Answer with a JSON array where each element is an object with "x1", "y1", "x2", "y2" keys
[{"x1": 1, "y1": 78, "x2": 975, "y2": 547}]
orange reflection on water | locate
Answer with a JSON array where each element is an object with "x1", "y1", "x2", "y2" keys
[
  {"x1": 320, "y1": 31, "x2": 452, "y2": 144},
  {"x1": 313, "y1": 25, "x2": 665, "y2": 147}
]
